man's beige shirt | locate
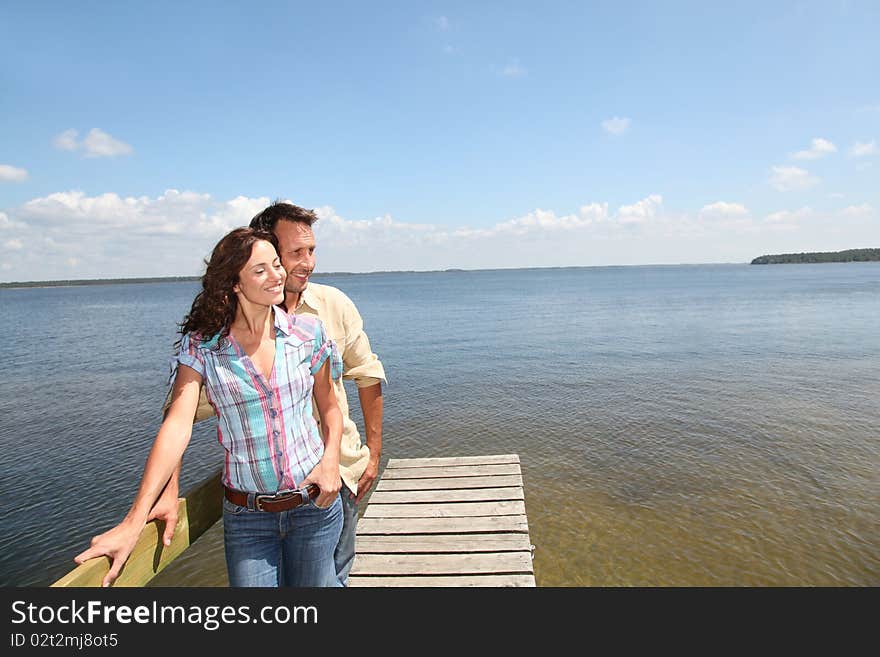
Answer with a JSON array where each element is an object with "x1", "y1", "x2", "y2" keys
[{"x1": 182, "y1": 281, "x2": 386, "y2": 494}]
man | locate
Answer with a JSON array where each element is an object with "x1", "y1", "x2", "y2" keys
[{"x1": 152, "y1": 201, "x2": 385, "y2": 586}]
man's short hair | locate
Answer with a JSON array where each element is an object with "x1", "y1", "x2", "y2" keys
[{"x1": 249, "y1": 200, "x2": 318, "y2": 232}]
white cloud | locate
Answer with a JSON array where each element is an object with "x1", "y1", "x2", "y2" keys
[
  {"x1": 769, "y1": 166, "x2": 820, "y2": 191},
  {"x1": 0, "y1": 164, "x2": 28, "y2": 182},
  {"x1": 601, "y1": 117, "x2": 631, "y2": 136},
  {"x1": 435, "y1": 16, "x2": 449, "y2": 30},
  {"x1": 501, "y1": 60, "x2": 526, "y2": 77},
  {"x1": 579, "y1": 203, "x2": 610, "y2": 222},
  {"x1": 494, "y1": 208, "x2": 589, "y2": 234},
  {"x1": 211, "y1": 195, "x2": 274, "y2": 230},
  {"x1": 309, "y1": 196, "x2": 673, "y2": 271},
  {"x1": 840, "y1": 203, "x2": 873, "y2": 217},
  {"x1": 1, "y1": 190, "x2": 278, "y2": 281},
  {"x1": 14, "y1": 189, "x2": 258, "y2": 248},
  {"x1": 699, "y1": 202, "x2": 749, "y2": 219},
  {"x1": 0, "y1": 212, "x2": 25, "y2": 230},
  {"x1": 307, "y1": 194, "x2": 780, "y2": 270},
  {"x1": 765, "y1": 207, "x2": 813, "y2": 223},
  {"x1": 17, "y1": 189, "x2": 268, "y2": 239},
  {"x1": 791, "y1": 137, "x2": 837, "y2": 160},
  {"x1": 82, "y1": 129, "x2": 133, "y2": 157},
  {"x1": 617, "y1": 194, "x2": 662, "y2": 224},
  {"x1": 850, "y1": 140, "x2": 877, "y2": 157},
  {"x1": 1, "y1": 189, "x2": 870, "y2": 282},
  {"x1": 53, "y1": 128, "x2": 133, "y2": 157},
  {"x1": 53, "y1": 129, "x2": 79, "y2": 151},
  {"x1": 433, "y1": 203, "x2": 610, "y2": 241}
]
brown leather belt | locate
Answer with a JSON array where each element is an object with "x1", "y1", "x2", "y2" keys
[{"x1": 224, "y1": 483, "x2": 320, "y2": 512}]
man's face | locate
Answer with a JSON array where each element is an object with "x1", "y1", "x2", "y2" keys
[{"x1": 273, "y1": 220, "x2": 316, "y2": 296}]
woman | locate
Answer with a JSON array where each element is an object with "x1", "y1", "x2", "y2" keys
[{"x1": 75, "y1": 227, "x2": 344, "y2": 587}]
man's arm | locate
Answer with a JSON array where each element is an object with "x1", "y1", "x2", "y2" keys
[
  {"x1": 354, "y1": 382, "x2": 383, "y2": 503},
  {"x1": 334, "y1": 291, "x2": 386, "y2": 501}
]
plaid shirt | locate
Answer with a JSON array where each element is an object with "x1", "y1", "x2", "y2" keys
[{"x1": 176, "y1": 306, "x2": 342, "y2": 493}]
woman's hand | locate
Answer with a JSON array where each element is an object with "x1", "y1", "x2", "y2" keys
[
  {"x1": 303, "y1": 459, "x2": 341, "y2": 508},
  {"x1": 146, "y1": 472, "x2": 180, "y2": 547},
  {"x1": 73, "y1": 366, "x2": 202, "y2": 587},
  {"x1": 73, "y1": 520, "x2": 145, "y2": 587},
  {"x1": 307, "y1": 356, "x2": 343, "y2": 508}
]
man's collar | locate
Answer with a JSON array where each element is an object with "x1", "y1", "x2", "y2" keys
[{"x1": 298, "y1": 284, "x2": 321, "y2": 312}]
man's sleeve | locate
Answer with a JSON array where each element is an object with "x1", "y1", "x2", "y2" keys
[{"x1": 340, "y1": 295, "x2": 386, "y2": 387}]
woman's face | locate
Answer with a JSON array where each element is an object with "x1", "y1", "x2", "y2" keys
[{"x1": 233, "y1": 239, "x2": 286, "y2": 307}]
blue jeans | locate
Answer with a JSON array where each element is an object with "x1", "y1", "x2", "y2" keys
[
  {"x1": 334, "y1": 483, "x2": 358, "y2": 586},
  {"x1": 223, "y1": 494, "x2": 343, "y2": 587}
]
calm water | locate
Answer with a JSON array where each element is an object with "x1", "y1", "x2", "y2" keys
[{"x1": 1, "y1": 263, "x2": 878, "y2": 587}]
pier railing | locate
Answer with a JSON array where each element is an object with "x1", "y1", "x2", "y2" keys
[
  {"x1": 51, "y1": 469, "x2": 223, "y2": 587},
  {"x1": 52, "y1": 453, "x2": 536, "y2": 587}
]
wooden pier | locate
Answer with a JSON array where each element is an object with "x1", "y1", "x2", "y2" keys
[
  {"x1": 52, "y1": 454, "x2": 535, "y2": 587},
  {"x1": 350, "y1": 454, "x2": 536, "y2": 587}
]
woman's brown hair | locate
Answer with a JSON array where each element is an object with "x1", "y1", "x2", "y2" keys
[{"x1": 178, "y1": 227, "x2": 279, "y2": 347}]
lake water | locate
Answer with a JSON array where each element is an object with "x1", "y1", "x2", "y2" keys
[{"x1": 1, "y1": 263, "x2": 878, "y2": 586}]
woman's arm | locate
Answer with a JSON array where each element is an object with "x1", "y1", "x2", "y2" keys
[
  {"x1": 73, "y1": 364, "x2": 203, "y2": 586},
  {"x1": 302, "y1": 358, "x2": 343, "y2": 508},
  {"x1": 146, "y1": 463, "x2": 181, "y2": 547}
]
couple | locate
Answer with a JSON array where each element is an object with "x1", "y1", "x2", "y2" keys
[{"x1": 75, "y1": 202, "x2": 386, "y2": 587}]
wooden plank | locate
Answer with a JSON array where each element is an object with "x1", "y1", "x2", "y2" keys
[
  {"x1": 357, "y1": 515, "x2": 530, "y2": 535},
  {"x1": 356, "y1": 533, "x2": 533, "y2": 554},
  {"x1": 375, "y1": 474, "x2": 523, "y2": 492},
  {"x1": 364, "y1": 500, "x2": 526, "y2": 518},
  {"x1": 349, "y1": 574, "x2": 536, "y2": 587},
  {"x1": 351, "y1": 552, "x2": 533, "y2": 576},
  {"x1": 368, "y1": 487, "x2": 523, "y2": 504},
  {"x1": 380, "y1": 464, "x2": 521, "y2": 479},
  {"x1": 52, "y1": 470, "x2": 222, "y2": 588},
  {"x1": 385, "y1": 455, "x2": 520, "y2": 468},
  {"x1": 53, "y1": 453, "x2": 537, "y2": 588}
]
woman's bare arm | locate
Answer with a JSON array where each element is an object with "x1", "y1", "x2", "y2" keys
[
  {"x1": 73, "y1": 364, "x2": 203, "y2": 586},
  {"x1": 302, "y1": 358, "x2": 343, "y2": 507}
]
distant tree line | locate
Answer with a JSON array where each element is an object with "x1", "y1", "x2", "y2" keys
[
  {"x1": 0, "y1": 275, "x2": 201, "y2": 289},
  {"x1": 0, "y1": 271, "x2": 354, "y2": 289},
  {"x1": 751, "y1": 248, "x2": 880, "y2": 264}
]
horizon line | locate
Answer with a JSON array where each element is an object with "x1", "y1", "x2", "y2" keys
[{"x1": 0, "y1": 261, "x2": 762, "y2": 288}]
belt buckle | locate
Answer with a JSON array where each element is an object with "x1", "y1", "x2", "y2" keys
[
  {"x1": 253, "y1": 494, "x2": 270, "y2": 511},
  {"x1": 254, "y1": 484, "x2": 320, "y2": 511},
  {"x1": 254, "y1": 490, "x2": 300, "y2": 511},
  {"x1": 254, "y1": 492, "x2": 283, "y2": 511}
]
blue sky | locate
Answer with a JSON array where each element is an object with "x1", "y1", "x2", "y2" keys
[{"x1": 1, "y1": 1, "x2": 878, "y2": 281}]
